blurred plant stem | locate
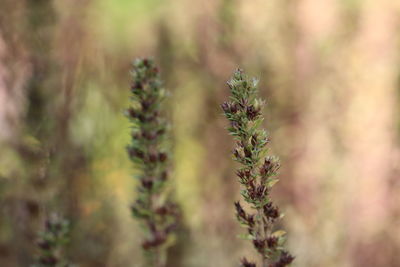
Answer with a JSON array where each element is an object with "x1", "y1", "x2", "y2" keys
[{"x1": 126, "y1": 58, "x2": 180, "y2": 267}]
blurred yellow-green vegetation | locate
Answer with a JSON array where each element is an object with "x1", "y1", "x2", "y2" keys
[{"x1": 1, "y1": 0, "x2": 400, "y2": 266}]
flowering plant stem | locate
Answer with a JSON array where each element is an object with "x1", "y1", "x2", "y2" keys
[
  {"x1": 32, "y1": 214, "x2": 71, "y2": 267},
  {"x1": 222, "y1": 69, "x2": 294, "y2": 267},
  {"x1": 126, "y1": 58, "x2": 179, "y2": 267}
]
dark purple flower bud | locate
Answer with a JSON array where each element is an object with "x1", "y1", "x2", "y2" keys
[
  {"x1": 141, "y1": 179, "x2": 153, "y2": 190},
  {"x1": 266, "y1": 236, "x2": 278, "y2": 248},
  {"x1": 128, "y1": 147, "x2": 144, "y2": 159},
  {"x1": 252, "y1": 184, "x2": 266, "y2": 200},
  {"x1": 142, "y1": 131, "x2": 156, "y2": 140},
  {"x1": 131, "y1": 132, "x2": 141, "y2": 139},
  {"x1": 142, "y1": 231, "x2": 167, "y2": 250},
  {"x1": 158, "y1": 152, "x2": 167, "y2": 162},
  {"x1": 131, "y1": 82, "x2": 143, "y2": 91},
  {"x1": 230, "y1": 103, "x2": 238, "y2": 113},
  {"x1": 238, "y1": 98, "x2": 248, "y2": 109},
  {"x1": 244, "y1": 147, "x2": 252, "y2": 158},
  {"x1": 149, "y1": 153, "x2": 158, "y2": 163},
  {"x1": 253, "y1": 238, "x2": 266, "y2": 252},
  {"x1": 246, "y1": 105, "x2": 260, "y2": 120},
  {"x1": 37, "y1": 240, "x2": 51, "y2": 250},
  {"x1": 271, "y1": 251, "x2": 295, "y2": 267},
  {"x1": 138, "y1": 114, "x2": 146, "y2": 123},
  {"x1": 160, "y1": 171, "x2": 168, "y2": 181},
  {"x1": 141, "y1": 100, "x2": 152, "y2": 111},
  {"x1": 40, "y1": 256, "x2": 58, "y2": 265},
  {"x1": 221, "y1": 102, "x2": 230, "y2": 113},
  {"x1": 155, "y1": 206, "x2": 168, "y2": 215},
  {"x1": 234, "y1": 201, "x2": 247, "y2": 221},
  {"x1": 236, "y1": 169, "x2": 251, "y2": 182},
  {"x1": 241, "y1": 257, "x2": 256, "y2": 267},
  {"x1": 247, "y1": 214, "x2": 255, "y2": 227},
  {"x1": 234, "y1": 202, "x2": 245, "y2": 216},
  {"x1": 260, "y1": 158, "x2": 279, "y2": 176},
  {"x1": 231, "y1": 121, "x2": 240, "y2": 129},
  {"x1": 263, "y1": 203, "x2": 280, "y2": 220},
  {"x1": 156, "y1": 128, "x2": 165, "y2": 136}
]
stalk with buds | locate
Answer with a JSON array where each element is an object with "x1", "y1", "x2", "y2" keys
[
  {"x1": 125, "y1": 58, "x2": 179, "y2": 267},
  {"x1": 32, "y1": 214, "x2": 71, "y2": 267},
  {"x1": 221, "y1": 69, "x2": 294, "y2": 267}
]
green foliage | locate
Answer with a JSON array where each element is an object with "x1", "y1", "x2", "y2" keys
[{"x1": 222, "y1": 69, "x2": 294, "y2": 267}]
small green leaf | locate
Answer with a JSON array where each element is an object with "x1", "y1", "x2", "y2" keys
[
  {"x1": 267, "y1": 178, "x2": 279, "y2": 187},
  {"x1": 272, "y1": 230, "x2": 286, "y2": 237}
]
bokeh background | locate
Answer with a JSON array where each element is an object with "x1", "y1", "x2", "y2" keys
[{"x1": 1, "y1": 0, "x2": 400, "y2": 266}]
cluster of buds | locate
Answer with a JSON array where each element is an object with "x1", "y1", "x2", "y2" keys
[
  {"x1": 222, "y1": 69, "x2": 294, "y2": 267},
  {"x1": 32, "y1": 214, "x2": 71, "y2": 267},
  {"x1": 126, "y1": 58, "x2": 179, "y2": 266}
]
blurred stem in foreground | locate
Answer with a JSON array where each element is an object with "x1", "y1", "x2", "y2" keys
[
  {"x1": 221, "y1": 69, "x2": 294, "y2": 267},
  {"x1": 32, "y1": 214, "x2": 71, "y2": 267},
  {"x1": 126, "y1": 58, "x2": 180, "y2": 267}
]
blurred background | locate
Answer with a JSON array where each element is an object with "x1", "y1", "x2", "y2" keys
[{"x1": 1, "y1": 0, "x2": 400, "y2": 266}]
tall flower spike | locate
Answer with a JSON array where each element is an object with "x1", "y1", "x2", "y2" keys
[
  {"x1": 126, "y1": 58, "x2": 179, "y2": 267},
  {"x1": 222, "y1": 69, "x2": 294, "y2": 267},
  {"x1": 32, "y1": 214, "x2": 71, "y2": 267}
]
